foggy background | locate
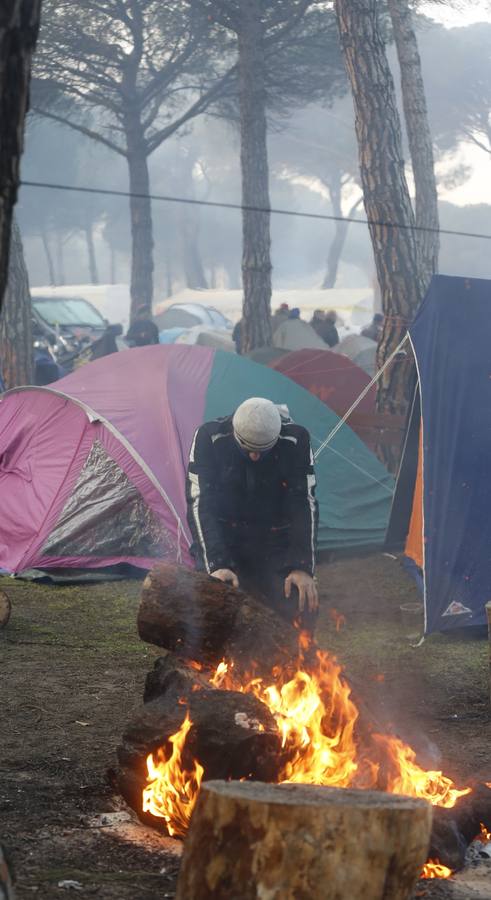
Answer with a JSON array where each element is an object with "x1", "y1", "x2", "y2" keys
[{"x1": 17, "y1": 13, "x2": 491, "y2": 310}]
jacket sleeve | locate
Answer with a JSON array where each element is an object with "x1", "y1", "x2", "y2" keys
[
  {"x1": 283, "y1": 429, "x2": 318, "y2": 576},
  {"x1": 186, "y1": 426, "x2": 234, "y2": 574}
]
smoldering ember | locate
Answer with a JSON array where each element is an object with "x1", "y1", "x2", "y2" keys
[{"x1": 2, "y1": 0, "x2": 491, "y2": 899}]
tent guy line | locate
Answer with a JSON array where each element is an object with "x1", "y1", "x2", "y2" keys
[
  {"x1": 314, "y1": 335, "x2": 409, "y2": 461},
  {"x1": 21, "y1": 180, "x2": 491, "y2": 243}
]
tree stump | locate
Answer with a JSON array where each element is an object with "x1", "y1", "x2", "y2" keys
[
  {"x1": 176, "y1": 781, "x2": 432, "y2": 900},
  {"x1": 0, "y1": 591, "x2": 11, "y2": 629},
  {"x1": 137, "y1": 564, "x2": 303, "y2": 679}
]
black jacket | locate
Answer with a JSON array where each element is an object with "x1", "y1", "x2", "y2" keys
[{"x1": 186, "y1": 415, "x2": 318, "y2": 577}]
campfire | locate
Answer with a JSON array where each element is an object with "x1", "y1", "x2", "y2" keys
[{"x1": 116, "y1": 564, "x2": 491, "y2": 883}]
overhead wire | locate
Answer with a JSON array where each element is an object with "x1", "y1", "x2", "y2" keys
[{"x1": 20, "y1": 179, "x2": 491, "y2": 242}]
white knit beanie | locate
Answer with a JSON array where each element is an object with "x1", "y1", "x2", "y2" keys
[{"x1": 232, "y1": 398, "x2": 282, "y2": 452}]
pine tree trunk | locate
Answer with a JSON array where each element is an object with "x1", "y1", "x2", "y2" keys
[
  {"x1": 41, "y1": 228, "x2": 56, "y2": 284},
  {"x1": 84, "y1": 220, "x2": 99, "y2": 284},
  {"x1": 0, "y1": 0, "x2": 41, "y2": 314},
  {"x1": 55, "y1": 230, "x2": 65, "y2": 285},
  {"x1": 126, "y1": 138, "x2": 154, "y2": 321},
  {"x1": 334, "y1": 0, "x2": 425, "y2": 416},
  {"x1": 109, "y1": 242, "x2": 116, "y2": 284},
  {"x1": 0, "y1": 218, "x2": 33, "y2": 387},
  {"x1": 388, "y1": 0, "x2": 439, "y2": 285},
  {"x1": 238, "y1": 0, "x2": 272, "y2": 353},
  {"x1": 322, "y1": 184, "x2": 361, "y2": 290},
  {"x1": 181, "y1": 214, "x2": 208, "y2": 289}
]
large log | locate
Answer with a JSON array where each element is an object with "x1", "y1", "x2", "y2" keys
[
  {"x1": 176, "y1": 781, "x2": 432, "y2": 900},
  {"x1": 137, "y1": 564, "x2": 303, "y2": 679},
  {"x1": 118, "y1": 688, "x2": 286, "y2": 785}
]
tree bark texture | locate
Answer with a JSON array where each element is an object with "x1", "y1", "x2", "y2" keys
[
  {"x1": 137, "y1": 564, "x2": 303, "y2": 681},
  {"x1": 126, "y1": 130, "x2": 154, "y2": 321},
  {"x1": 334, "y1": 0, "x2": 425, "y2": 415},
  {"x1": 0, "y1": 0, "x2": 41, "y2": 315},
  {"x1": 176, "y1": 781, "x2": 432, "y2": 900},
  {"x1": 238, "y1": 0, "x2": 272, "y2": 353},
  {"x1": 0, "y1": 218, "x2": 33, "y2": 387},
  {"x1": 388, "y1": 0, "x2": 439, "y2": 286}
]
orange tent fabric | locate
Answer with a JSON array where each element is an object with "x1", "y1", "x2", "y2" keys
[{"x1": 405, "y1": 431, "x2": 423, "y2": 568}]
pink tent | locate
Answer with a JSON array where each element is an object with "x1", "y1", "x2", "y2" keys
[{"x1": 0, "y1": 345, "x2": 212, "y2": 573}]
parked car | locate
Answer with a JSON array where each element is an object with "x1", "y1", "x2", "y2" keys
[
  {"x1": 31, "y1": 295, "x2": 121, "y2": 383},
  {"x1": 154, "y1": 302, "x2": 233, "y2": 333}
]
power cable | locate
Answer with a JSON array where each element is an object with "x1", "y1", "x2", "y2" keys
[{"x1": 21, "y1": 179, "x2": 491, "y2": 242}]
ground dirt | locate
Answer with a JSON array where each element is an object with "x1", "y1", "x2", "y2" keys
[{"x1": 1, "y1": 554, "x2": 490, "y2": 899}]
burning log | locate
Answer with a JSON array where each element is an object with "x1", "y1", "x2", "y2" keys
[
  {"x1": 0, "y1": 591, "x2": 11, "y2": 629},
  {"x1": 118, "y1": 689, "x2": 284, "y2": 781},
  {"x1": 143, "y1": 651, "x2": 211, "y2": 703},
  {"x1": 429, "y1": 783, "x2": 491, "y2": 870},
  {"x1": 175, "y1": 781, "x2": 433, "y2": 900},
  {"x1": 137, "y1": 564, "x2": 303, "y2": 679}
]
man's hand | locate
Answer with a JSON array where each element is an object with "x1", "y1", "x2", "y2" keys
[
  {"x1": 284, "y1": 570, "x2": 319, "y2": 613},
  {"x1": 211, "y1": 568, "x2": 239, "y2": 588}
]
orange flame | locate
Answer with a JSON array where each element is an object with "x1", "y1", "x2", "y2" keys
[
  {"x1": 141, "y1": 647, "x2": 471, "y2": 837},
  {"x1": 478, "y1": 822, "x2": 491, "y2": 842},
  {"x1": 372, "y1": 735, "x2": 471, "y2": 808},
  {"x1": 421, "y1": 860, "x2": 452, "y2": 879},
  {"x1": 251, "y1": 650, "x2": 358, "y2": 787},
  {"x1": 142, "y1": 713, "x2": 203, "y2": 837},
  {"x1": 209, "y1": 660, "x2": 229, "y2": 688}
]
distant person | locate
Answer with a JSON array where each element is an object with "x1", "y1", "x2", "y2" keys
[
  {"x1": 232, "y1": 318, "x2": 243, "y2": 354},
  {"x1": 288, "y1": 307, "x2": 301, "y2": 320},
  {"x1": 310, "y1": 309, "x2": 326, "y2": 339},
  {"x1": 271, "y1": 303, "x2": 290, "y2": 333},
  {"x1": 323, "y1": 310, "x2": 339, "y2": 348},
  {"x1": 310, "y1": 309, "x2": 338, "y2": 346},
  {"x1": 361, "y1": 313, "x2": 384, "y2": 343},
  {"x1": 125, "y1": 306, "x2": 159, "y2": 347}
]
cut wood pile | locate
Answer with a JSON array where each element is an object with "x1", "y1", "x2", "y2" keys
[{"x1": 115, "y1": 563, "x2": 491, "y2": 876}]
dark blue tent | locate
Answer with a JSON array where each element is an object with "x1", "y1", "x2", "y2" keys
[{"x1": 391, "y1": 274, "x2": 491, "y2": 633}]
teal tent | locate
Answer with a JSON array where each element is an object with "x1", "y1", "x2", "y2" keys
[{"x1": 204, "y1": 351, "x2": 394, "y2": 550}]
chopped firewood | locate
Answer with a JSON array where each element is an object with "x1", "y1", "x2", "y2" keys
[
  {"x1": 175, "y1": 781, "x2": 432, "y2": 900},
  {"x1": 118, "y1": 688, "x2": 286, "y2": 785},
  {"x1": 0, "y1": 591, "x2": 11, "y2": 629},
  {"x1": 137, "y1": 563, "x2": 303, "y2": 679}
]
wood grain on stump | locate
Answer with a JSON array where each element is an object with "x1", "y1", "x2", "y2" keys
[
  {"x1": 137, "y1": 564, "x2": 302, "y2": 679},
  {"x1": 176, "y1": 781, "x2": 432, "y2": 900},
  {"x1": 0, "y1": 591, "x2": 11, "y2": 629}
]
